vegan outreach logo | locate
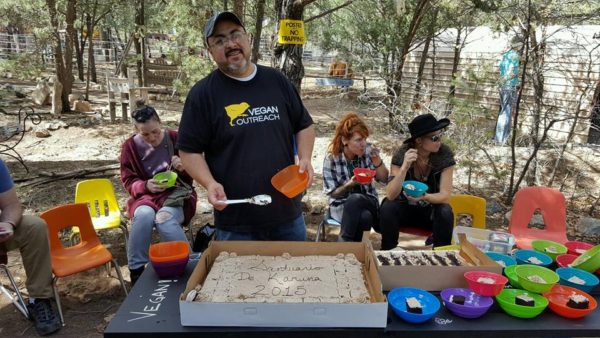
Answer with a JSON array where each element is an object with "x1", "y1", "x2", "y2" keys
[{"x1": 225, "y1": 102, "x2": 281, "y2": 126}]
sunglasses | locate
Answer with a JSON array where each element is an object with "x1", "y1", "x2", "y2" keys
[
  {"x1": 132, "y1": 106, "x2": 158, "y2": 123},
  {"x1": 428, "y1": 133, "x2": 443, "y2": 142}
]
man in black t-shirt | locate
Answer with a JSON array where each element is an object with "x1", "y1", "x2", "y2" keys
[{"x1": 177, "y1": 12, "x2": 315, "y2": 241}]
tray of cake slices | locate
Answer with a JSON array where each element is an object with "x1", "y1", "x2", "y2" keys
[
  {"x1": 179, "y1": 238, "x2": 388, "y2": 327},
  {"x1": 373, "y1": 234, "x2": 503, "y2": 291}
]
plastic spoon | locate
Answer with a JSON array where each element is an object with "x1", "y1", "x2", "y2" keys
[{"x1": 219, "y1": 194, "x2": 272, "y2": 206}]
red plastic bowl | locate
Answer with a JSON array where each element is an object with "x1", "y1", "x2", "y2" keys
[
  {"x1": 543, "y1": 285, "x2": 597, "y2": 319},
  {"x1": 564, "y1": 241, "x2": 593, "y2": 256},
  {"x1": 556, "y1": 254, "x2": 578, "y2": 268},
  {"x1": 353, "y1": 168, "x2": 376, "y2": 184},
  {"x1": 464, "y1": 271, "x2": 508, "y2": 296}
]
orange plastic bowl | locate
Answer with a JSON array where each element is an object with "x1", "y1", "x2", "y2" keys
[
  {"x1": 353, "y1": 168, "x2": 376, "y2": 184},
  {"x1": 271, "y1": 164, "x2": 309, "y2": 198},
  {"x1": 543, "y1": 285, "x2": 597, "y2": 319},
  {"x1": 149, "y1": 241, "x2": 190, "y2": 264},
  {"x1": 464, "y1": 271, "x2": 508, "y2": 296}
]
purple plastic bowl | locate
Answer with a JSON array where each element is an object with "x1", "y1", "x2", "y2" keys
[
  {"x1": 441, "y1": 288, "x2": 494, "y2": 319},
  {"x1": 151, "y1": 255, "x2": 189, "y2": 278}
]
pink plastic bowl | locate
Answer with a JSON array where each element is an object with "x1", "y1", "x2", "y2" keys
[
  {"x1": 564, "y1": 241, "x2": 593, "y2": 256},
  {"x1": 464, "y1": 271, "x2": 508, "y2": 296},
  {"x1": 556, "y1": 253, "x2": 578, "y2": 268}
]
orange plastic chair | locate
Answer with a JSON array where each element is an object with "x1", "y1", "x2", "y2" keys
[
  {"x1": 72, "y1": 179, "x2": 128, "y2": 249},
  {"x1": 40, "y1": 203, "x2": 128, "y2": 325},
  {"x1": 508, "y1": 186, "x2": 568, "y2": 249},
  {"x1": 449, "y1": 194, "x2": 487, "y2": 229}
]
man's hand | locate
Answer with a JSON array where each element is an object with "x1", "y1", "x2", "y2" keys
[
  {"x1": 207, "y1": 182, "x2": 227, "y2": 211},
  {"x1": 146, "y1": 179, "x2": 168, "y2": 193},
  {"x1": 297, "y1": 158, "x2": 314, "y2": 187},
  {"x1": 0, "y1": 222, "x2": 15, "y2": 243}
]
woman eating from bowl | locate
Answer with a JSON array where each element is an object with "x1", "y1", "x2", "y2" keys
[
  {"x1": 120, "y1": 101, "x2": 197, "y2": 285},
  {"x1": 323, "y1": 112, "x2": 389, "y2": 242},
  {"x1": 379, "y1": 113, "x2": 455, "y2": 249}
]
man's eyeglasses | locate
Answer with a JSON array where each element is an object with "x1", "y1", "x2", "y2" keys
[
  {"x1": 428, "y1": 133, "x2": 443, "y2": 142},
  {"x1": 209, "y1": 31, "x2": 246, "y2": 49},
  {"x1": 132, "y1": 106, "x2": 158, "y2": 123}
]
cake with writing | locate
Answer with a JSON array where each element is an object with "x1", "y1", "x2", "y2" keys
[{"x1": 192, "y1": 252, "x2": 370, "y2": 303}]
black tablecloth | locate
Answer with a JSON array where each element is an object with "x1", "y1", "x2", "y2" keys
[{"x1": 104, "y1": 260, "x2": 600, "y2": 338}]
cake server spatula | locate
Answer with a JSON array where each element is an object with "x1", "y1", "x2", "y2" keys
[{"x1": 219, "y1": 194, "x2": 272, "y2": 206}]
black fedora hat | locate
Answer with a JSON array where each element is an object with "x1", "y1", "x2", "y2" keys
[{"x1": 403, "y1": 113, "x2": 450, "y2": 144}]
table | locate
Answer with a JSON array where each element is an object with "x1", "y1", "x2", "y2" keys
[{"x1": 105, "y1": 260, "x2": 600, "y2": 338}]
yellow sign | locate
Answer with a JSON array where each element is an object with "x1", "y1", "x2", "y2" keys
[{"x1": 278, "y1": 20, "x2": 305, "y2": 45}]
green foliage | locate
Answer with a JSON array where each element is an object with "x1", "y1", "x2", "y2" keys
[
  {"x1": 156, "y1": 0, "x2": 213, "y2": 97},
  {"x1": 0, "y1": 53, "x2": 46, "y2": 79}
]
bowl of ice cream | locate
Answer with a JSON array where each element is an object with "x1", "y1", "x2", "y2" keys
[
  {"x1": 353, "y1": 168, "x2": 376, "y2": 184},
  {"x1": 402, "y1": 180, "x2": 428, "y2": 198},
  {"x1": 515, "y1": 264, "x2": 559, "y2": 294},
  {"x1": 555, "y1": 267, "x2": 599, "y2": 293}
]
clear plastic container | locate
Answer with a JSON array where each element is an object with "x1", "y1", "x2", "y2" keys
[{"x1": 452, "y1": 226, "x2": 515, "y2": 254}]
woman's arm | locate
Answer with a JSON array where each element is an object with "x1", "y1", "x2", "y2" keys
[
  {"x1": 385, "y1": 164, "x2": 408, "y2": 200},
  {"x1": 421, "y1": 166, "x2": 453, "y2": 204}
]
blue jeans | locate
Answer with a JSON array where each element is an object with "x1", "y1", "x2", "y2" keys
[
  {"x1": 495, "y1": 87, "x2": 517, "y2": 145},
  {"x1": 127, "y1": 205, "x2": 189, "y2": 270},
  {"x1": 215, "y1": 215, "x2": 306, "y2": 241}
]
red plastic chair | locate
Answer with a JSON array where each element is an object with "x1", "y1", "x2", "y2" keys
[
  {"x1": 508, "y1": 186, "x2": 568, "y2": 249},
  {"x1": 40, "y1": 203, "x2": 128, "y2": 325}
]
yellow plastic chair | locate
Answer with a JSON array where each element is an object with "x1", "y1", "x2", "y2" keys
[
  {"x1": 72, "y1": 179, "x2": 128, "y2": 249},
  {"x1": 449, "y1": 194, "x2": 487, "y2": 229}
]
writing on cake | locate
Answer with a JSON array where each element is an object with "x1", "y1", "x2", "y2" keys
[{"x1": 188, "y1": 252, "x2": 371, "y2": 304}]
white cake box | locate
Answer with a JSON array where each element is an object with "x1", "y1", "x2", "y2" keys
[
  {"x1": 179, "y1": 239, "x2": 388, "y2": 328},
  {"x1": 374, "y1": 234, "x2": 503, "y2": 291}
]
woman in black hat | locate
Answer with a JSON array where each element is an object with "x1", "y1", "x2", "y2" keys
[{"x1": 379, "y1": 113, "x2": 455, "y2": 249}]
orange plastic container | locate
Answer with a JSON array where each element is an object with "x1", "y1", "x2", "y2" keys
[
  {"x1": 543, "y1": 285, "x2": 597, "y2": 319},
  {"x1": 353, "y1": 168, "x2": 376, "y2": 184},
  {"x1": 149, "y1": 241, "x2": 189, "y2": 264},
  {"x1": 271, "y1": 164, "x2": 308, "y2": 198}
]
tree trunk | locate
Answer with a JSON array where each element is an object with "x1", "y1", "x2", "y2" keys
[
  {"x1": 251, "y1": 0, "x2": 266, "y2": 63},
  {"x1": 233, "y1": 0, "x2": 244, "y2": 19},
  {"x1": 412, "y1": 9, "x2": 437, "y2": 106},
  {"x1": 272, "y1": 0, "x2": 317, "y2": 91},
  {"x1": 134, "y1": 0, "x2": 146, "y2": 86},
  {"x1": 392, "y1": 0, "x2": 431, "y2": 97},
  {"x1": 45, "y1": 0, "x2": 76, "y2": 113},
  {"x1": 86, "y1": 2, "x2": 98, "y2": 83},
  {"x1": 448, "y1": 27, "x2": 462, "y2": 99},
  {"x1": 73, "y1": 28, "x2": 84, "y2": 81}
]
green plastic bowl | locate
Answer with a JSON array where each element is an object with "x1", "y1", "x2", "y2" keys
[
  {"x1": 153, "y1": 171, "x2": 178, "y2": 188},
  {"x1": 515, "y1": 265, "x2": 559, "y2": 294},
  {"x1": 495, "y1": 289, "x2": 549, "y2": 318},
  {"x1": 504, "y1": 265, "x2": 521, "y2": 288},
  {"x1": 571, "y1": 244, "x2": 600, "y2": 273},
  {"x1": 531, "y1": 239, "x2": 568, "y2": 261}
]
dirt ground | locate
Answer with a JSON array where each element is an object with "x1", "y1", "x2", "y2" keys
[{"x1": 0, "y1": 78, "x2": 599, "y2": 337}]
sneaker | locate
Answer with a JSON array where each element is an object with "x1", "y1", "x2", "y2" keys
[
  {"x1": 27, "y1": 299, "x2": 61, "y2": 336},
  {"x1": 129, "y1": 266, "x2": 145, "y2": 287},
  {"x1": 425, "y1": 235, "x2": 434, "y2": 246}
]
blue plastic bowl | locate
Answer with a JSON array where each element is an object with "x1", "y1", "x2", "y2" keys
[
  {"x1": 514, "y1": 249, "x2": 553, "y2": 267},
  {"x1": 555, "y1": 267, "x2": 600, "y2": 293},
  {"x1": 402, "y1": 180, "x2": 428, "y2": 198},
  {"x1": 388, "y1": 287, "x2": 440, "y2": 324},
  {"x1": 486, "y1": 252, "x2": 517, "y2": 269}
]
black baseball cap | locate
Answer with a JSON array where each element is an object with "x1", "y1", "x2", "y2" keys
[{"x1": 204, "y1": 11, "x2": 245, "y2": 46}]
